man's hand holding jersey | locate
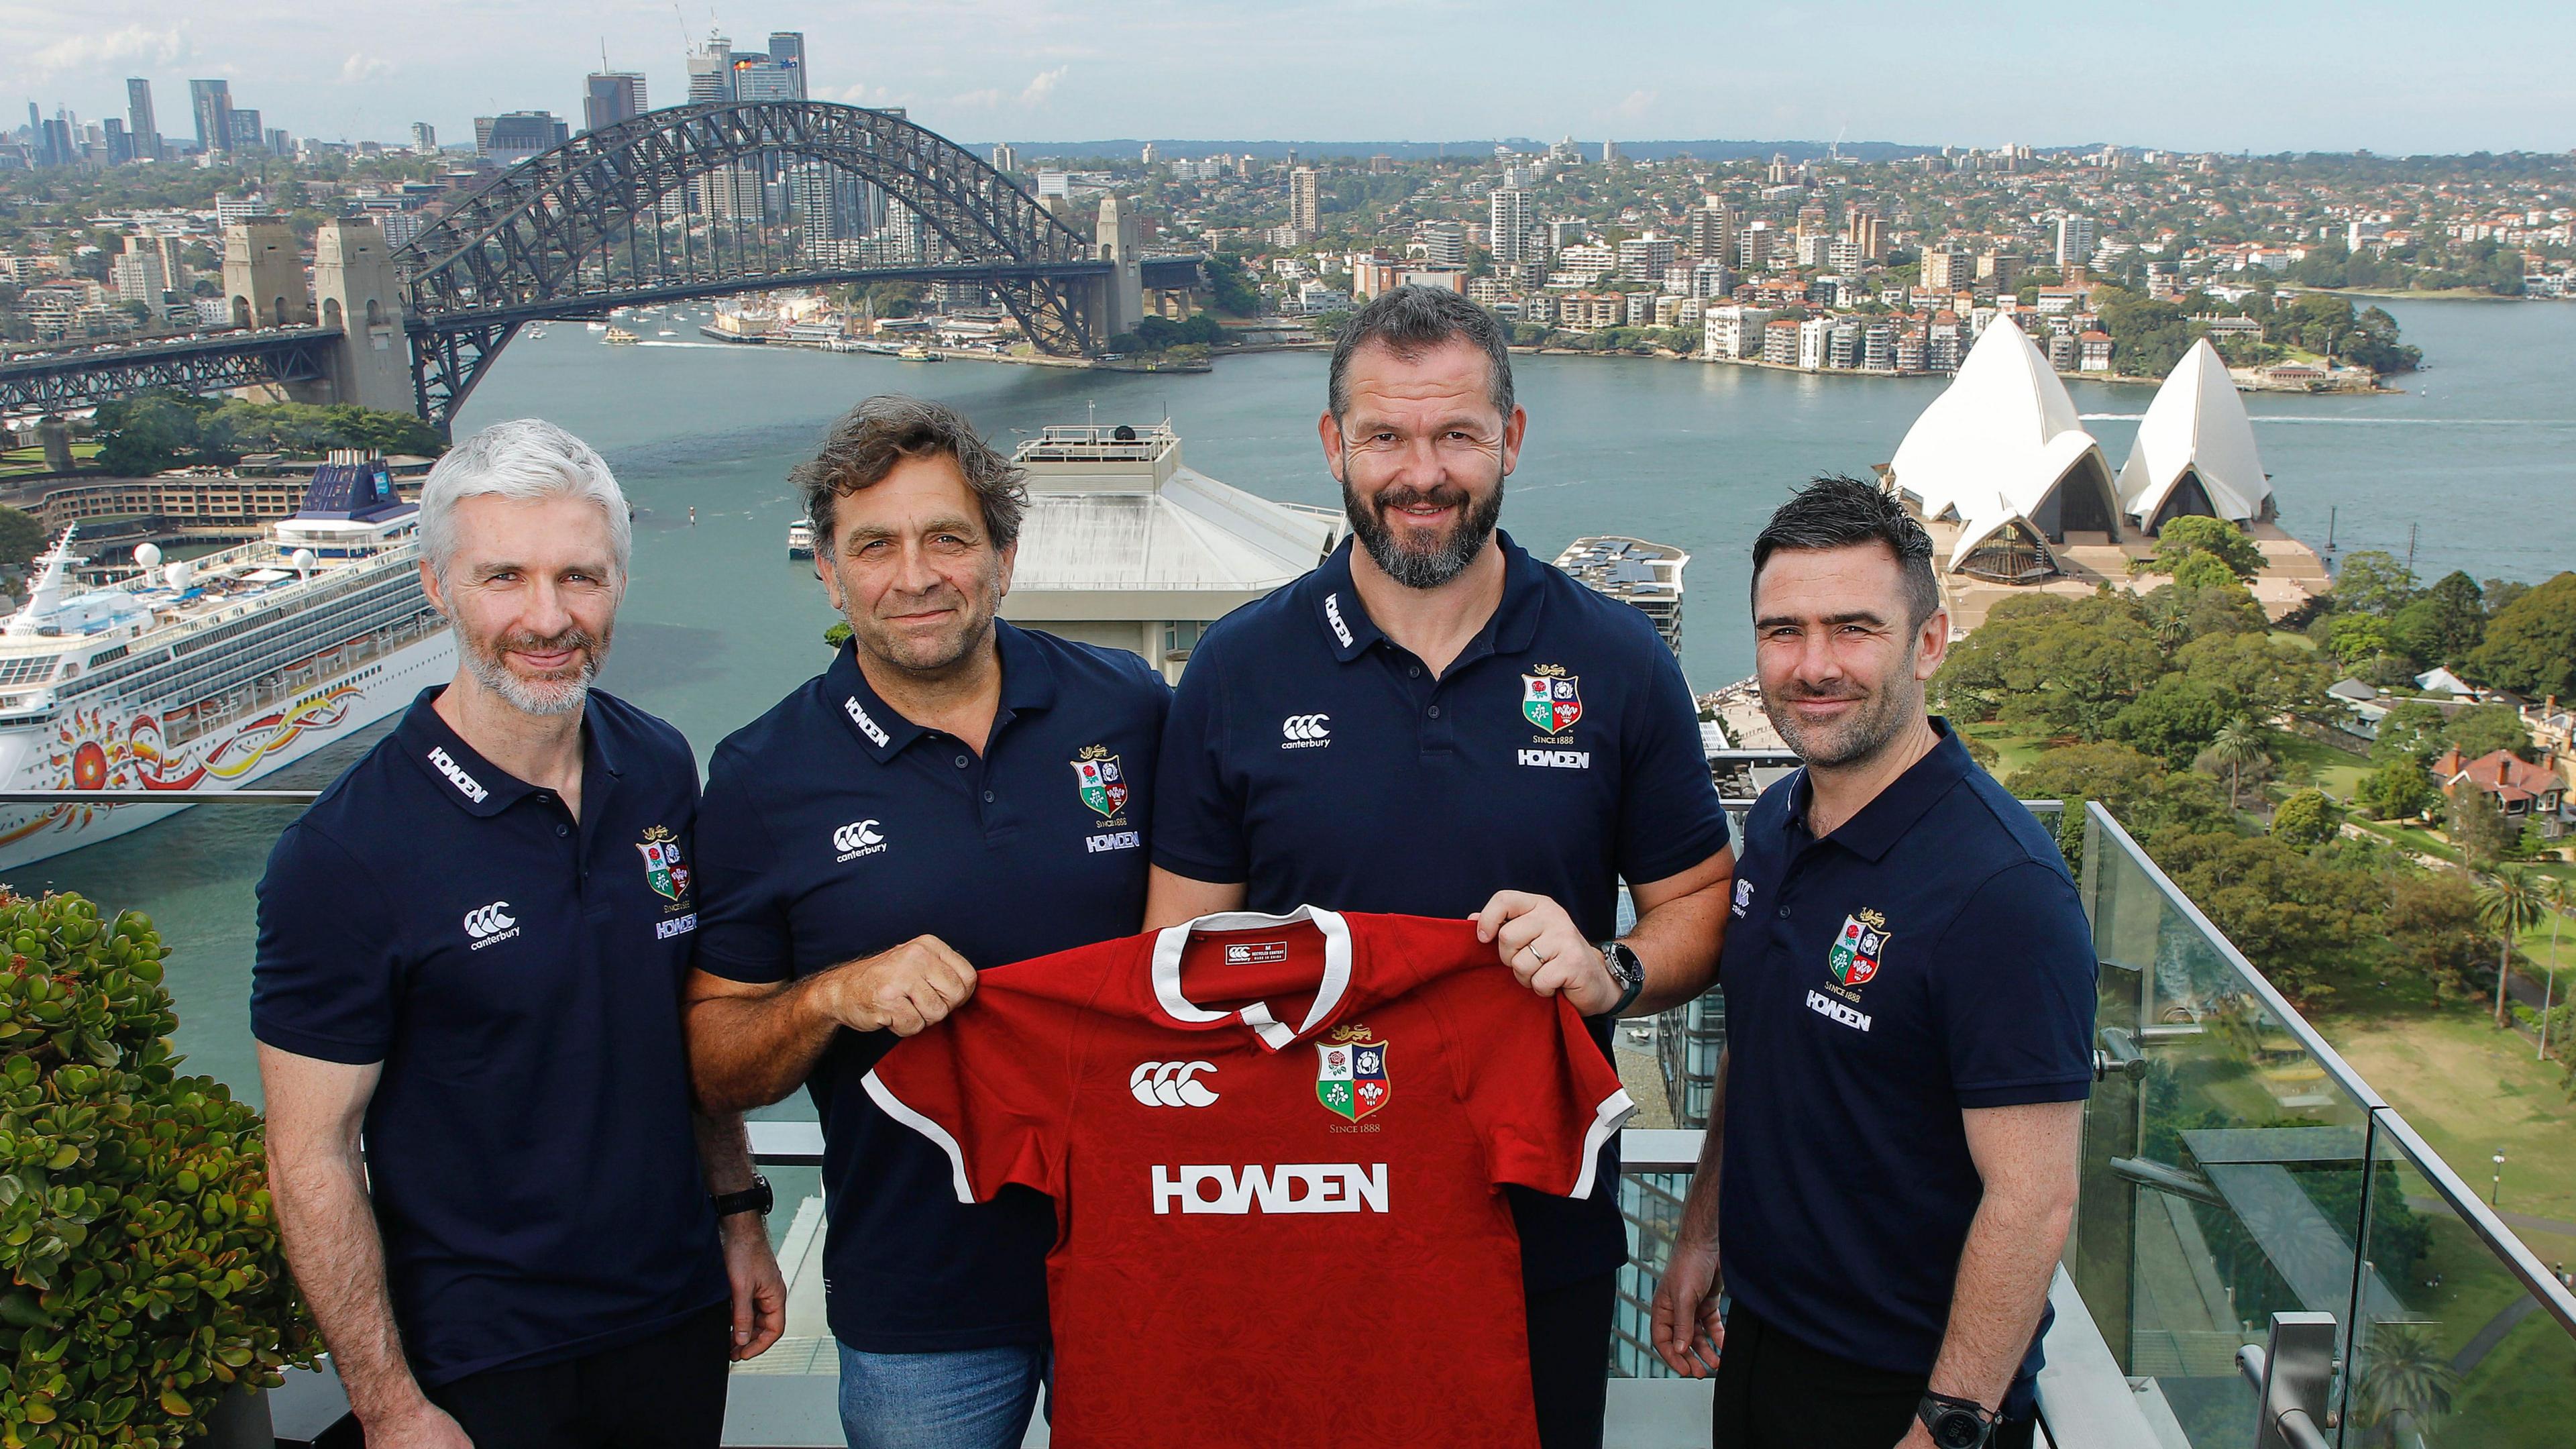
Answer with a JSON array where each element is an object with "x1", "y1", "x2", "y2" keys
[
  {"x1": 1476, "y1": 892, "x2": 1619, "y2": 1016},
  {"x1": 810, "y1": 935, "x2": 981, "y2": 1037}
]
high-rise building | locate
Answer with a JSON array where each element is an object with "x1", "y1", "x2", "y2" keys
[
  {"x1": 1420, "y1": 220, "x2": 1466, "y2": 268},
  {"x1": 1922, "y1": 248, "x2": 1966, "y2": 291},
  {"x1": 584, "y1": 72, "x2": 648, "y2": 131},
  {"x1": 1489, "y1": 188, "x2": 1531, "y2": 265},
  {"x1": 189, "y1": 79, "x2": 233, "y2": 154},
  {"x1": 1845, "y1": 211, "x2": 1885, "y2": 262},
  {"x1": 1686, "y1": 202, "x2": 1735, "y2": 263},
  {"x1": 767, "y1": 32, "x2": 808, "y2": 96},
  {"x1": 991, "y1": 142, "x2": 1018, "y2": 173},
  {"x1": 480, "y1": 112, "x2": 569, "y2": 166},
  {"x1": 1601, "y1": 139, "x2": 1619, "y2": 164},
  {"x1": 2055, "y1": 215, "x2": 2096, "y2": 268},
  {"x1": 730, "y1": 54, "x2": 798, "y2": 102},
  {"x1": 411, "y1": 121, "x2": 437, "y2": 154},
  {"x1": 125, "y1": 79, "x2": 158, "y2": 161},
  {"x1": 1739, "y1": 220, "x2": 1775, "y2": 271},
  {"x1": 1617, "y1": 235, "x2": 1676, "y2": 282},
  {"x1": 686, "y1": 33, "x2": 735, "y2": 103},
  {"x1": 1288, "y1": 167, "x2": 1320, "y2": 236},
  {"x1": 36, "y1": 118, "x2": 72, "y2": 169},
  {"x1": 111, "y1": 246, "x2": 169, "y2": 305},
  {"x1": 228, "y1": 109, "x2": 262, "y2": 154}
]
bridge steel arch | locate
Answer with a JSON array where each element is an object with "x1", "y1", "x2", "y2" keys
[{"x1": 396, "y1": 101, "x2": 1110, "y2": 425}]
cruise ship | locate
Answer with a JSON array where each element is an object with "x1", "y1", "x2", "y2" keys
[{"x1": 0, "y1": 452, "x2": 455, "y2": 872}]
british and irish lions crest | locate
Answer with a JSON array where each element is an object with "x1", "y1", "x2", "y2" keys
[
  {"x1": 1316, "y1": 1024, "x2": 1391, "y2": 1122},
  {"x1": 1521, "y1": 665, "x2": 1581, "y2": 735},
  {"x1": 636, "y1": 824, "x2": 691, "y2": 904},
  {"x1": 1827, "y1": 908, "x2": 1890, "y2": 987},
  {"x1": 1072, "y1": 744, "x2": 1129, "y2": 820}
]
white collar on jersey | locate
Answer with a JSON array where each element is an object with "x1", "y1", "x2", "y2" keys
[{"x1": 1149, "y1": 905, "x2": 1354, "y2": 1051}]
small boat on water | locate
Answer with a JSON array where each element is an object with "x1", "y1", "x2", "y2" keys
[
  {"x1": 604, "y1": 326, "x2": 641, "y2": 345},
  {"x1": 898, "y1": 345, "x2": 941, "y2": 362},
  {"x1": 787, "y1": 522, "x2": 815, "y2": 559},
  {"x1": 657, "y1": 328, "x2": 678, "y2": 337},
  {"x1": 586, "y1": 321, "x2": 608, "y2": 332}
]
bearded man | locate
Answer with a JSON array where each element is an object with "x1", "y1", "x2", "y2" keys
[
  {"x1": 1144, "y1": 284, "x2": 1737, "y2": 1449},
  {"x1": 255, "y1": 419, "x2": 784, "y2": 1449},
  {"x1": 1648, "y1": 476, "x2": 2095, "y2": 1449}
]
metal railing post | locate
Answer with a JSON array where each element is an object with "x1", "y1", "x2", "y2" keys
[{"x1": 2238, "y1": 1311, "x2": 2337, "y2": 1449}]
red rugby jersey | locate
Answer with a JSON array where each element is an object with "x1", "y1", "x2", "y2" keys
[{"x1": 863, "y1": 906, "x2": 1635, "y2": 1448}]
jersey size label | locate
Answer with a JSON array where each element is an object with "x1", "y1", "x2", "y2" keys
[{"x1": 1224, "y1": 941, "x2": 1290, "y2": 964}]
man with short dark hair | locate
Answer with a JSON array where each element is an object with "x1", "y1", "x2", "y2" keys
[
  {"x1": 684, "y1": 395, "x2": 1169, "y2": 1448},
  {"x1": 256, "y1": 420, "x2": 784, "y2": 1449},
  {"x1": 1148, "y1": 286, "x2": 1738, "y2": 1449},
  {"x1": 1649, "y1": 476, "x2": 2096, "y2": 1449}
]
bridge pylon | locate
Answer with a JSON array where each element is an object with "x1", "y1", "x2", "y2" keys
[{"x1": 311, "y1": 219, "x2": 413, "y2": 415}]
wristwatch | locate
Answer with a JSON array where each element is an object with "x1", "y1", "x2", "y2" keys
[
  {"x1": 1917, "y1": 1392, "x2": 1995, "y2": 1449},
  {"x1": 1594, "y1": 940, "x2": 1646, "y2": 1018},
  {"x1": 712, "y1": 1173, "x2": 773, "y2": 1219}
]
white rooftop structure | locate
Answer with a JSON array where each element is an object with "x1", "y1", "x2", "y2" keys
[
  {"x1": 1004, "y1": 423, "x2": 1346, "y2": 679},
  {"x1": 1884, "y1": 315, "x2": 2122, "y2": 580},
  {"x1": 2114, "y1": 337, "x2": 2273, "y2": 533}
]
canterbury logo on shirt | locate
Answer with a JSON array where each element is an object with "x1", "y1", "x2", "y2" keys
[
  {"x1": 1151, "y1": 1163, "x2": 1387, "y2": 1216},
  {"x1": 1128, "y1": 1061, "x2": 1219, "y2": 1107},
  {"x1": 1281, "y1": 713, "x2": 1332, "y2": 747},
  {"x1": 464, "y1": 901, "x2": 518, "y2": 949},
  {"x1": 833, "y1": 820, "x2": 888, "y2": 861},
  {"x1": 428, "y1": 747, "x2": 488, "y2": 802}
]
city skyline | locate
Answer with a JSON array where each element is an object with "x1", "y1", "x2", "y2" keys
[{"x1": 1, "y1": 1, "x2": 2570, "y2": 158}]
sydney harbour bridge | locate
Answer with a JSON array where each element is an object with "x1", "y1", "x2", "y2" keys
[{"x1": 0, "y1": 102, "x2": 1207, "y2": 429}]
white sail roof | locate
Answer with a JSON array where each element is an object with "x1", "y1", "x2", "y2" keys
[
  {"x1": 2116, "y1": 338, "x2": 2270, "y2": 529},
  {"x1": 1886, "y1": 315, "x2": 2114, "y2": 535}
]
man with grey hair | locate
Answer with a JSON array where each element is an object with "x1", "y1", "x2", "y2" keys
[
  {"x1": 1146, "y1": 286, "x2": 1737, "y2": 1448},
  {"x1": 686, "y1": 395, "x2": 1169, "y2": 1448},
  {"x1": 256, "y1": 418, "x2": 784, "y2": 1449}
]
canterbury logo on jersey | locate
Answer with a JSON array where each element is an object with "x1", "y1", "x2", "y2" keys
[
  {"x1": 463, "y1": 901, "x2": 519, "y2": 950},
  {"x1": 427, "y1": 747, "x2": 488, "y2": 802},
  {"x1": 833, "y1": 820, "x2": 888, "y2": 862},
  {"x1": 1280, "y1": 713, "x2": 1332, "y2": 748},
  {"x1": 1151, "y1": 1163, "x2": 1387, "y2": 1216},
  {"x1": 843, "y1": 696, "x2": 892, "y2": 748},
  {"x1": 1129, "y1": 1061, "x2": 1219, "y2": 1107}
]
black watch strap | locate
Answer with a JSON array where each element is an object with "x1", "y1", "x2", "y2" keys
[
  {"x1": 1917, "y1": 1392, "x2": 1995, "y2": 1449},
  {"x1": 712, "y1": 1172, "x2": 773, "y2": 1218},
  {"x1": 1597, "y1": 940, "x2": 1646, "y2": 1018}
]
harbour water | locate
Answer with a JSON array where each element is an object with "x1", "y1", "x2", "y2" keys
[{"x1": 28, "y1": 297, "x2": 2575, "y2": 1101}]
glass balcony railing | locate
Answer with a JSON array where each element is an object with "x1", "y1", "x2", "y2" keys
[{"x1": 61, "y1": 788, "x2": 2576, "y2": 1448}]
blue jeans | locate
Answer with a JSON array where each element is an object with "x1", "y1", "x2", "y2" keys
[{"x1": 836, "y1": 1340, "x2": 1047, "y2": 1449}]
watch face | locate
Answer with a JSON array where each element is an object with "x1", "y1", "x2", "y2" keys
[{"x1": 1933, "y1": 1411, "x2": 1985, "y2": 1449}]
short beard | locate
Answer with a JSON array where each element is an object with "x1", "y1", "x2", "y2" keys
[
  {"x1": 456, "y1": 619, "x2": 604, "y2": 718},
  {"x1": 1759, "y1": 659, "x2": 1919, "y2": 771},
  {"x1": 1344, "y1": 466, "x2": 1504, "y2": 591}
]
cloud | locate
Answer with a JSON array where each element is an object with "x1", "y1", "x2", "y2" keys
[
  {"x1": 28, "y1": 23, "x2": 182, "y2": 75},
  {"x1": 816, "y1": 81, "x2": 900, "y2": 107},
  {"x1": 339, "y1": 53, "x2": 394, "y2": 85},
  {"x1": 1611, "y1": 89, "x2": 1657, "y2": 121},
  {"x1": 947, "y1": 87, "x2": 1004, "y2": 109},
  {"x1": 1018, "y1": 66, "x2": 1069, "y2": 107}
]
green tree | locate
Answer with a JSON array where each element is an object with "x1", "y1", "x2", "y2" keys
[
  {"x1": 2350, "y1": 1321, "x2": 2457, "y2": 1446},
  {"x1": 2369, "y1": 700, "x2": 2449, "y2": 765},
  {"x1": 2357, "y1": 759, "x2": 2436, "y2": 821},
  {"x1": 2388, "y1": 571, "x2": 2484, "y2": 667},
  {"x1": 2110, "y1": 676, "x2": 2234, "y2": 769},
  {"x1": 2270, "y1": 788, "x2": 2339, "y2": 849},
  {"x1": 2442, "y1": 702, "x2": 2530, "y2": 762},
  {"x1": 2153, "y1": 515, "x2": 2263, "y2": 579},
  {"x1": 1205, "y1": 252, "x2": 1263, "y2": 317},
  {"x1": 2384, "y1": 869, "x2": 2488, "y2": 994},
  {"x1": 2450, "y1": 786, "x2": 2520, "y2": 869},
  {"x1": 2538, "y1": 877, "x2": 2576, "y2": 1060},
  {"x1": 0, "y1": 504, "x2": 44, "y2": 570},
  {"x1": 2175, "y1": 631, "x2": 2334, "y2": 722},
  {"x1": 2204, "y1": 719, "x2": 2272, "y2": 810},
  {"x1": 2325, "y1": 612, "x2": 2398, "y2": 668},
  {"x1": 2010, "y1": 742, "x2": 2233, "y2": 839},
  {"x1": 2467, "y1": 572, "x2": 2576, "y2": 700},
  {"x1": 1935, "y1": 592, "x2": 2164, "y2": 739},
  {"x1": 2166, "y1": 550, "x2": 2240, "y2": 592},
  {"x1": 2149, "y1": 830, "x2": 2372, "y2": 1001},
  {"x1": 2475, "y1": 867, "x2": 2547, "y2": 1024},
  {"x1": 2333, "y1": 551, "x2": 2418, "y2": 616}
]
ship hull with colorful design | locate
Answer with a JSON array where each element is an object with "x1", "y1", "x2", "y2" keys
[{"x1": 0, "y1": 454, "x2": 457, "y2": 875}]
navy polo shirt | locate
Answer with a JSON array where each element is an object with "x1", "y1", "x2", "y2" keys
[
  {"x1": 1152, "y1": 532, "x2": 1731, "y2": 1288},
  {"x1": 692, "y1": 621, "x2": 1169, "y2": 1352},
  {"x1": 1716, "y1": 722, "x2": 2096, "y2": 1412},
  {"x1": 252, "y1": 687, "x2": 726, "y2": 1389}
]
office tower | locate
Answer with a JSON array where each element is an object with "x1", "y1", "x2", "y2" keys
[
  {"x1": 2055, "y1": 215, "x2": 2096, "y2": 269},
  {"x1": 1845, "y1": 211, "x2": 1884, "y2": 262},
  {"x1": 228, "y1": 110, "x2": 262, "y2": 154},
  {"x1": 729, "y1": 54, "x2": 798, "y2": 102},
  {"x1": 482, "y1": 112, "x2": 570, "y2": 166},
  {"x1": 687, "y1": 33, "x2": 734, "y2": 102},
  {"x1": 472, "y1": 116, "x2": 498, "y2": 154},
  {"x1": 266, "y1": 128, "x2": 291, "y2": 158},
  {"x1": 1921, "y1": 248, "x2": 1965, "y2": 291},
  {"x1": 1489, "y1": 188, "x2": 1531, "y2": 266},
  {"x1": 411, "y1": 121, "x2": 437, "y2": 154},
  {"x1": 1601, "y1": 139, "x2": 1619, "y2": 164},
  {"x1": 189, "y1": 79, "x2": 232, "y2": 154},
  {"x1": 1739, "y1": 220, "x2": 1774, "y2": 271},
  {"x1": 767, "y1": 32, "x2": 807, "y2": 97},
  {"x1": 1289, "y1": 167, "x2": 1320, "y2": 235},
  {"x1": 124, "y1": 78, "x2": 157, "y2": 160},
  {"x1": 1421, "y1": 220, "x2": 1466, "y2": 267},
  {"x1": 36, "y1": 118, "x2": 71, "y2": 168},
  {"x1": 1686, "y1": 202, "x2": 1733, "y2": 263},
  {"x1": 991, "y1": 142, "x2": 1018, "y2": 173},
  {"x1": 112, "y1": 245, "x2": 168, "y2": 303},
  {"x1": 584, "y1": 72, "x2": 648, "y2": 131}
]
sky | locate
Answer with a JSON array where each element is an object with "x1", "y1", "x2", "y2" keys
[{"x1": 3, "y1": 0, "x2": 2571, "y2": 158}]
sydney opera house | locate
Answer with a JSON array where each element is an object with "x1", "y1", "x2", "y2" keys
[{"x1": 1878, "y1": 317, "x2": 2326, "y2": 629}]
